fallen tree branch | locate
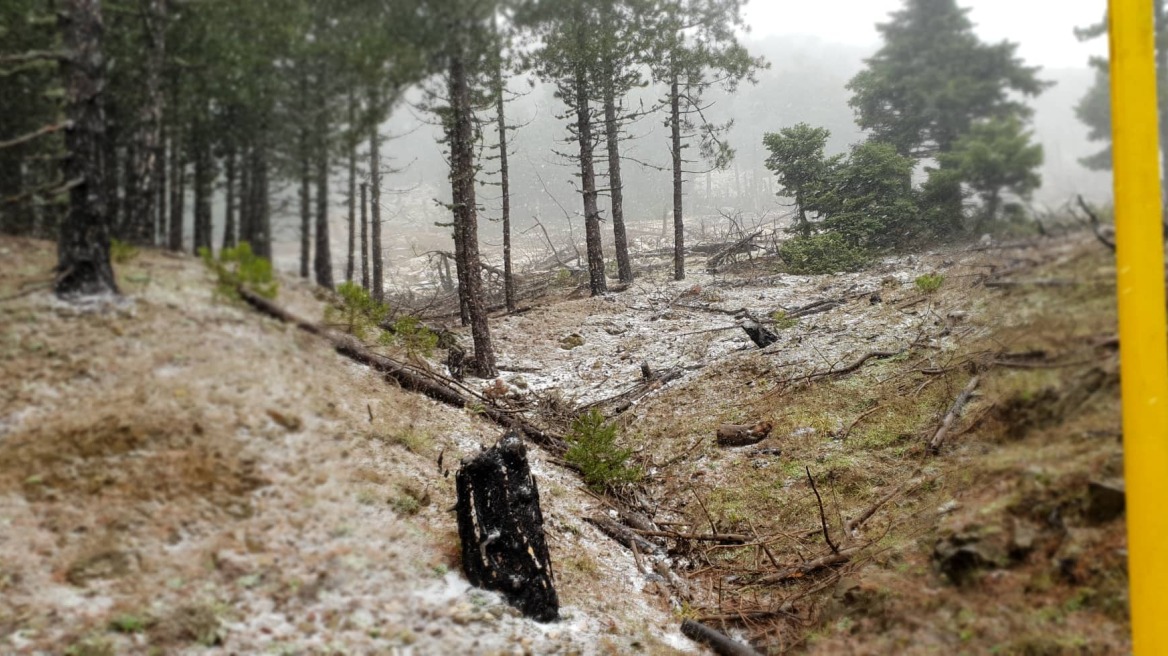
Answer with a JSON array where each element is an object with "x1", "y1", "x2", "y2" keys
[
  {"x1": 806, "y1": 466, "x2": 839, "y2": 554},
  {"x1": 837, "y1": 404, "x2": 883, "y2": 441},
  {"x1": 237, "y1": 287, "x2": 568, "y2": 454},
  {"x1": 927, "y1": 376, "x2": 981, "y2": 453},
  {"x1": 1077, "y1": 194, "x2": 1116, "y2": 252},
  {"x1": 631, "y1": 528, "x2": 750, "y2": 544},
  {"x1": 583, "y1": 515, "x2": 664, "y2": 555},
  {"x1": 755, "y1": 549, "x2": 856, "y2": 585},
  {"x1": 680, "y1": 620, "x2": 762, "y2": 656},
  {"x1": 787, "y1": 349, "x2": 904, "y2": 385}
]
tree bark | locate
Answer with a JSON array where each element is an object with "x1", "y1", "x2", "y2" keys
[
  {"x1": 314, "y1": 122, "x2": 333, "y2": 290},
  {"x1": 125, "y1": 0, "x2": 165, "y2": 246},
  {"x1": 495, "y1": 59, "x2": 516, "y2": 313},
  {"x1": 248, "y1": 139, "x2": 272, "y2": 260},
  {"x1": 191, "y1": 123, "x2": 212, "y2": 255},
  {"x1": 55, "y1": 0, "x2": 118, "y2": 298},
  {"x1": 167, "y1": 124, "x2": 184, "y2": 251},
  {"x1": 155, "y1": 129, "x2": 167, "y2": 244},
  {"x1": 299, "y1": 126, "x2": 311, "y2": 278},
  {"x1": 360, "y1": 181, "x2": 369, "y2": 289},
  {"x1": 670, "y1": 69, "x2": 685, "y2": 281},
  {"x1": 369, "y1": 115, "x2": 384, "y2": 302},
  {"x1": 448, "y1": 51, "x2": 497, "y2": 377},
  {"x1": 601, "y1": 8, "x2": 633, "y2": 285},
  {"x1": 345, "y1": 93, "x2": 357, "y2": 284},
  {"x1": 222, "y1": 146, "x2": 236, "y2": 250},
  {"x1": 238, "y1": 142, "x2": 251, "y2": 247},
  {"x1": 574, "y1": 50, "x2": 607, "y2": 296}
]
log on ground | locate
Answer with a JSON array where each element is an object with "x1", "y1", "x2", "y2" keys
[
  {"x1": 716, "y1": 421, "x2": 774, "y2": 447},
  {"x1": 680, "y1": 619, "x2": 762, "y2": 656}
]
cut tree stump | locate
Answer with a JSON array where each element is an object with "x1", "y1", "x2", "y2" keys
[
  {"x1": 716, "y1": 421, "x2": 774, "y2": 447},
  {"x1": 456, "y1": 434, "x2": 559, "y2": 622}
]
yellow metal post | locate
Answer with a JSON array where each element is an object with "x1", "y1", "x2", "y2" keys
[{"x1": 1109, "y1": 0, "x2": 1168, "y2": 651}]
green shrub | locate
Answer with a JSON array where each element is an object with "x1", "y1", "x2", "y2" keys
[
  {"x1": 771, "y1": 310, "x2": 798, "y2": 330},
  {"x1": 915, "y1": 273, "x2": 944, "y2": 293},
  {"x1": 327, "y1": 280, "x2": 389, "y2": 340},
  {"x1": 565, "y1": 409, "x2": 641, "y2": 491},
  {"x1": 778, "y1": 233, "x2": 869, "y2": 275},
  {"x1": 199, "y1": 242, "x2": 277, "y2": 300},
  {"x1": 109, "y1": 238, "x2": 139, "y2": 264}
]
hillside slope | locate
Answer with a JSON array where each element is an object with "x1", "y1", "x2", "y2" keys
[{"x1": 0, "y1": 236, "x2": 685, "y2": 655}]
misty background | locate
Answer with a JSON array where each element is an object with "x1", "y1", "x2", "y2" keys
[{"x1": 140, "y1": 0, "x2": 1111, "y2": 278}]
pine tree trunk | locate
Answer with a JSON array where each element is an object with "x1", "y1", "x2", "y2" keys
[
  {"x1": 238, "y1": 142, "x2": 251, "y2": 247},
  {"x1": 155, "y1": 125, "x2": 167, "y2": 244},
  {"x1": 603, "y1": 75, "x2": 632, "y2": 284},
  {"x1": 192, "y1": 126, "x2": 212, "y2": 255},
  {"x1": 670, "y1": 71, "x2": 685, "y2": 281},
  {"x1": 167, "y1": 129, "x2": 184, "y2": 252},
  {"x1": 360, "y1": 181, "x2": 369, "y2": 289},
  {"x1": 252, "y1": 142, "x2": 272, "y2": 259},
  {"x1": 103, "y1": 106, "x2": 121, "y2": 239},
  {"x1": 345, "y1": 94, "x2": 357, "y2": 284},
  {"x1": 369, "y1": 114, "x2": 384, "y2": 302},
  {"x1": 600, "y1": 5, "x2": 632, "y2": 285},
  {"x1": 222, "y1": 147, "x2": 236, "y2": 250},
  {"x1": 299, "y1": 129, "x2": 311, "y2": 278},
  {"x1": 574, "y1": 60, "x2": 607, "y2": 296},
  {"x1": 448, "y1": 51, "x2": 497, "y2": 378},
  {"x1": 126, "y1": 0, "x2": 165, "y2": 246},
  {"x1": 495, "y1": 62, "x2": 516, "y2": 313},
  {"x1": 314, "y1": 126, "x2": 333, "y2": 290},
  {"x1": 55, "y1": 0, "x2": 118, "y2": 298}
]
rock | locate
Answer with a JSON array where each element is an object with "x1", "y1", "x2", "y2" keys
[
  {"x1": 559, "y1": 334, "x2": 584, "y2": 350},
  {"x1": 1086, "y1": 479, "x2": 1125, "y2": 524},
  {"x1": 507, "y1": 375, "x2": 529, "y2": 390},
  {"x1": 1009, "y1": 519, "x2": 1040, "y2": 560}
]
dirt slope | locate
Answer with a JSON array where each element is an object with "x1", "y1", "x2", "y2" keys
[
  {"x1": 0, "y1": 236, "x2": 686, "y2": 655},
  {"x1": 480, "y1": 233, "x2": 1129, "y2": 655}
]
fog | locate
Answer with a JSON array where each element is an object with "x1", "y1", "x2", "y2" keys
[{"x1": 364, "y1": 1, "x2": 1112, "y2": 271}]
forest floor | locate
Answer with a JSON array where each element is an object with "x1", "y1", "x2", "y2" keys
[{"x1": 0, "y1": 229, "x2": 1130, "y2": 655}]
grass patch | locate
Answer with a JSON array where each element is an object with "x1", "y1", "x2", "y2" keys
[{"x1": 109, "y1": 238, "x2": 139, "y2": 264}]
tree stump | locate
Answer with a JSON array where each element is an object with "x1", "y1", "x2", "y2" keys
[
  {"x1": 740, "y1": 320, "x2": 778, "y2": 348},
  {"x1": 455, "y1": 434, "x2": 559, "y2": 622}
]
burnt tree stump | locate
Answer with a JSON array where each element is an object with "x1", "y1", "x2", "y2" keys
[
  {"x1": 741, "y1": 320, "x2": 778, "y2": 348},
  {"x1": 455, "y1": 434, "x2": 559, "y2": 622}
]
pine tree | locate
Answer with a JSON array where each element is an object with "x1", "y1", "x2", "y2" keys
[
  {"x1": 847, "y1": 0, "x2": 1048, "y2": 160},
  {"x1": 647, "y1": 0, "x2": 764, "y2": 280}
]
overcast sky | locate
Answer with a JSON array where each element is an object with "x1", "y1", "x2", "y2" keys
[{"x1": 743, "y1": 0, "x2": 1109, "y2": 70}]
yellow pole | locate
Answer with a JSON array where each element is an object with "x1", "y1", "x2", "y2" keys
[{"x1": 1109, "y1": 0, "x2": 1168, "y2": 652}]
